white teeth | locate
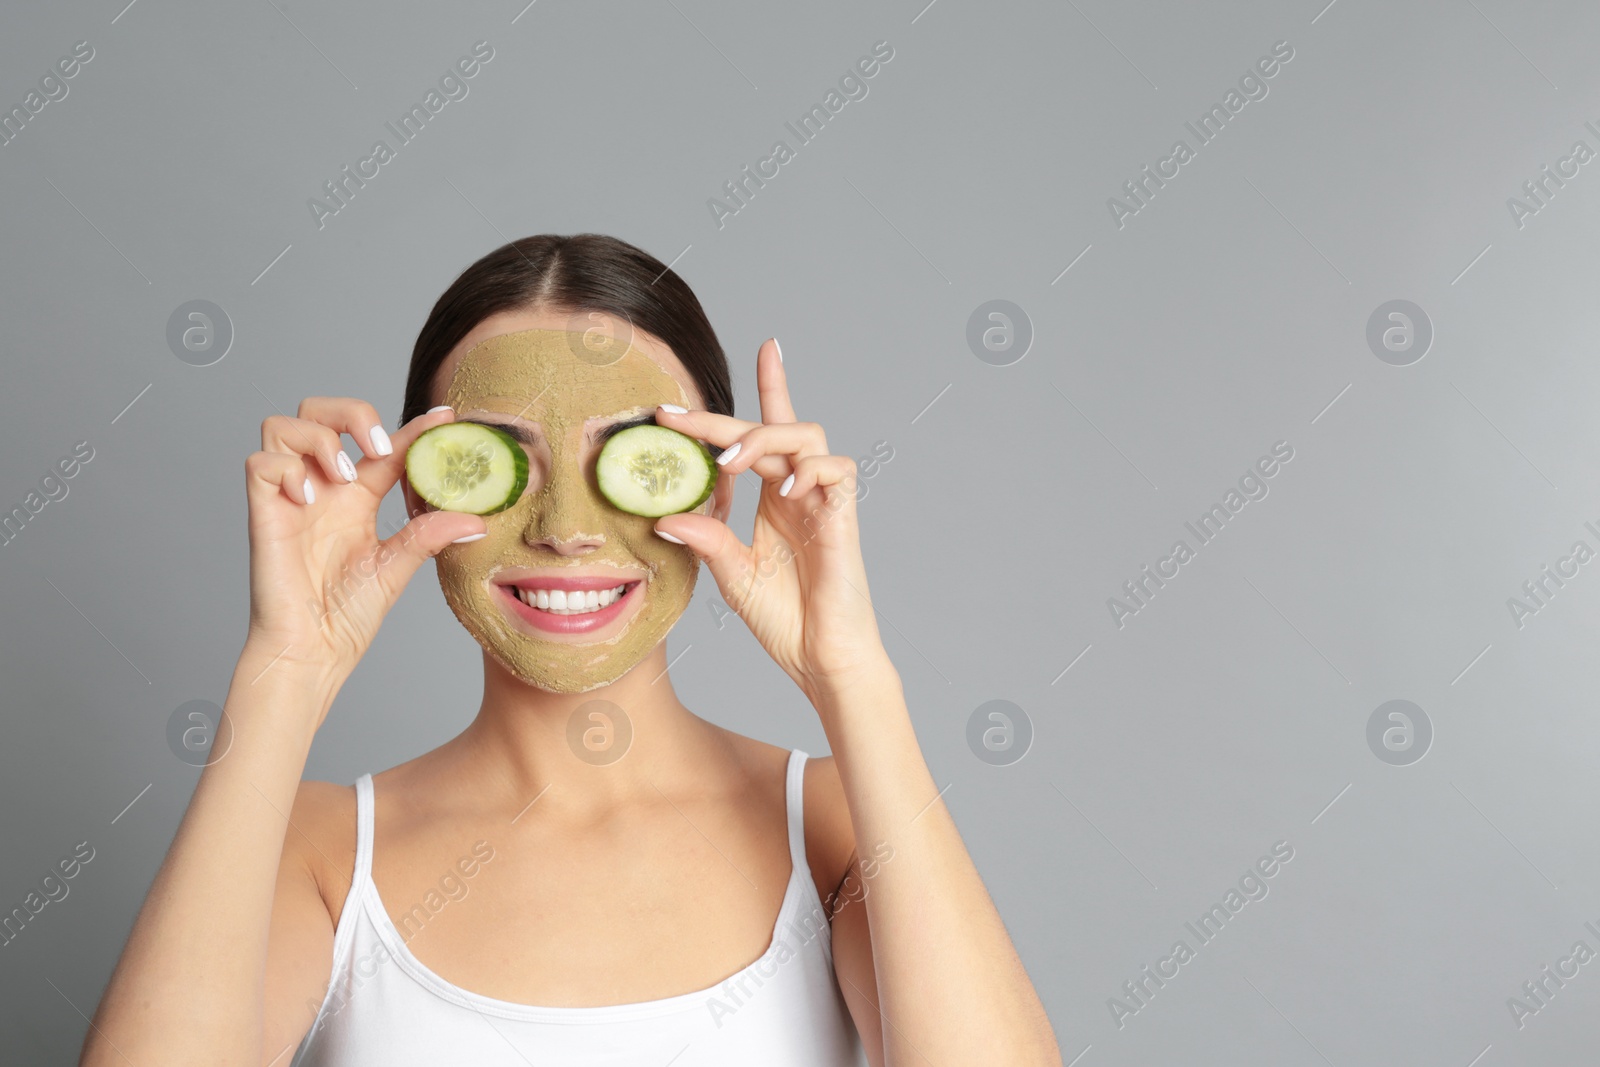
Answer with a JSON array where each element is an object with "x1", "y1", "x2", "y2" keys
[{"x1": 514, "y1": 584, "x2": 629, "y2": 615}]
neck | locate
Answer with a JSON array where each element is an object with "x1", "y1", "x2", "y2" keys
[{"x1": 442, "y1": 642, "x2": 726, "y2": 814}]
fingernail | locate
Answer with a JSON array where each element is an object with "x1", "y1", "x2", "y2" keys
[
  {"x1": 716, "y1": 441, "x2": 741, "y2": 466},
  {"x1": 655, "y1": 529, "x2": 687, "y2": 544},
  {"x1": 370, "y1": 425, "x2": 393, "y2": 456},
  {"x1": 302, "y1": 478, "x2": 316, "y2": 505},
  {"x1": 659, "y1": 403, "x2": 688, "y2": 414},
  {"x1": 335, "y1": 451, "x2": 358, "y2": 483},
  {"x1": 779, "y1": 473, "x2": 795, "y2": 497},
  {"x1": 426, "y1": 405, "x2": 452, "y2": 414},
  {"x1": 451, "y1": 532, "x2": 487, "y2": 543},
  {"x1": 772, "y1": 337, "x2": 783, "y2": 362}
]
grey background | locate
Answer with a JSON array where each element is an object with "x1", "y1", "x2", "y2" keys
[{"x1": 3, "y1": 0, "x2": 1598, "y2": 1063}]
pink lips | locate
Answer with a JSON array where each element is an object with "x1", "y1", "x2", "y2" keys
[{"x1": 495, "y1": 578, "x2": 641, "y2": 635}]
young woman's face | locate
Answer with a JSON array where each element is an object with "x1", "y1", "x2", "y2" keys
[{"x1": 417, "y1": 311, "x2": 713, "y2": 693}]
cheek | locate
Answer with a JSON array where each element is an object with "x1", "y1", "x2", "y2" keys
[
  {"x1": 616, "y1": 522, "x2": 697, "y2": 597},
  {"x1": 435, "y1": 512, "x2": 524, "y2": 581},
  {"x1": 434, "y1": 544, "x2": 485, "y2": 598}
]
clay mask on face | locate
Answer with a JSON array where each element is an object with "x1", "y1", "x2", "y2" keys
[{"x1": 434, "y1": 328, "x2": 701, "y2": 693}]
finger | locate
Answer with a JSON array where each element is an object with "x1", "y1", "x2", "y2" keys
[
  {"x1": 295, "y1": 397, "x2": 394, "y2": 459},
  {"x1": 712, "y1": 466, "x2": 738, "y2": 522},
  {"x1": 756, "y1": 338, "x2": 797, "y2": 425},
  {"x1": 779, "y1": 454, "x2": 858, "y2": 501},
  {"x1": 651, "y1": 512, "x2": 759, "y2": 610},
  {"x1": 245, "y1": 450, "x2": 314, "y2": 506},
  {"x1": 708, "y1": 422, "x2": 829, "y2": 482},
  {"x1": 372, "y1": 509, "x2": 488, "y2": 595},
  {"x1": 652, "y1": 406, "x2": 758, "y2": 454},
  {"x1": 261, "y1": 415, "x2": 358, "y2": 487},
  {"x1": 355, "y1": 404, "x2": 457, "y2": 493}
]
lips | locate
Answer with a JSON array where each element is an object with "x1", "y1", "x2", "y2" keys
[{"x1": 493, "y1": 575, "x2": 644, "y2": 635}]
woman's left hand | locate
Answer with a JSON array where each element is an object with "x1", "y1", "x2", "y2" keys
[{"x1": 652, "y1": 338, "x2": 891, "y2": 699}]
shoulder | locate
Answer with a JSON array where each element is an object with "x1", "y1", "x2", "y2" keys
[
  {"x1": 801, "y1": 755, "x2": 857, "y2": 910},
  {"x1": 713, "y1": 729, "x2": 858, "y2": 908}
]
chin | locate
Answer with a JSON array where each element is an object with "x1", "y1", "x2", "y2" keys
[{"x1": 487, "y1": 646, "x2": 627, "y2": 694}]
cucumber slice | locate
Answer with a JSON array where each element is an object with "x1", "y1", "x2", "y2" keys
[
  {"x1": 596, "y1": 424, "x2": 718, "y2": 518},
  {"x1": 406, "y1": 422, "x2": 529, "y2": 515}
]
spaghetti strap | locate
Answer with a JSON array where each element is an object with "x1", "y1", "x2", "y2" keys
[
  {"x1": 784, "y1": 749, "x2": 810, "y2": 879},
  {"x1": 351, "y1": 772, "x2": 375, "y2": 890}
]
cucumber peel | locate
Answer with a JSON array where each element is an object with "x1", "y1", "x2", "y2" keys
[
  {"x1": 596, "y1": 424, "x2": 718, "y2": 518},
  {"x1": 406, "y1": 422, "x2": 529, "y2": 515}
]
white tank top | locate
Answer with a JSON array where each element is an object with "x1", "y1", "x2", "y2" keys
[{"x1": 291, "y1": 749, "x2": 864, "y2": 1066}]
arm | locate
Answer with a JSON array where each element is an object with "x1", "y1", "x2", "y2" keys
[
  {"x1": 261, "y1": 782, "x2": 352, "y2": 1065},
  {"x1": 812, "y1": 662, "x2": 1060, "y2": 1065},
  {"x1": 651, "y1": 339, "x2": 1059, "y2": 1065},
  {"x1": 80, "y1": 400, "x2": 481, "y2": 1066},
  {"x1": 81, "y1": 655, "x2": 335, "y2": 1066}
]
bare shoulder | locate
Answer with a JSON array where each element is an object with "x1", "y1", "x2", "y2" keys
[
  {"x1": 709, "y1": 727, "x2": 857, "y2": 905},
  {"x1": 282, "y1": 779, "x2": 358, "y2": 924}
]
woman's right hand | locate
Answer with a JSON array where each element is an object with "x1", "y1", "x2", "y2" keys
[{"x1": 242, "y1": 398, "x2": 486, "y2": 702}]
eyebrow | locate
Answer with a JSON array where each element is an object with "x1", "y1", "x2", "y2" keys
[{"x1": 459, "y1": 414, "x2": 658, "y2": 447}]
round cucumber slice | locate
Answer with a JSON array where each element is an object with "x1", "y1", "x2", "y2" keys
[
  {"x1": 406, "y1": 422, "x2": 529, "y2": 515},
  {"x1": 596, "y1": 424, "x2": 718, "y2": 518}
]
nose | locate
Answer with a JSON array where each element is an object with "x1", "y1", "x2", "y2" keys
[{"x1": 523, "y1": 455, "x2": 607, "y2": 555}]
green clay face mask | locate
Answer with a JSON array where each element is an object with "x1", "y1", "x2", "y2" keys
[{"x1": 433, "y1": 328, "x2": 702, "y2": 694}]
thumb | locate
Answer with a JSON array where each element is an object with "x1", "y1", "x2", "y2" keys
[
  {"x1": 379, "y1": 509, "x2": 489, "y2": 584},
  {"x1": 653, "y1": 513, "x2": 758, "y2": 609}
]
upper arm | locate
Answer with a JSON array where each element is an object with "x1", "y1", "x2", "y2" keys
[
  {"x1": 803, "y1": 757, "x2": 886, "y2": 1067},
  {"x1": 260, "y1": 781, "x2": 349, "y2": 1067},
  {"x1": 830, "y1": 875, "x2": 885, "y2": 1067}
]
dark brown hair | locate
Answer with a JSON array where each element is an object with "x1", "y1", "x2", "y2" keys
[{"x1": 400, "y1": 233, "x2": 734, "y2": 427}]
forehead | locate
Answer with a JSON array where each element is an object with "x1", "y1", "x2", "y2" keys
[{"x1": 430, "y1": 308, "x2": 701, "y2": 412}]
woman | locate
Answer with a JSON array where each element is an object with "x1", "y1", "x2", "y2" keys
[{"x1": 81, "y1": 234, "x2": 1061, "y2": 1066}]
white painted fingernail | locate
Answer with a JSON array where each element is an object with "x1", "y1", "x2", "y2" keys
[
  {"x1": 451, "y1": 532, "x2": 487, "y2": 543},
  {"x1": 716, "y1": 441, "x2": 741, "y2": 466},
  {"x1": 426, "y1": 405, "x2": 452, "y2": 414},
  {"x1": 655, "y1": 529, "x2": 686, "y2": 544},
  {"x1": 773, "y1": 337, "x2": 782, "y2": 362},
  {"x1": 335, "y1": 451, "x2": 358, "y2": 483},
  {"x1": 779, "y1": 473, "x2": 795, "y2": 497},
  {"x1": 302, "y1": 478, "x2": 316, "y2": 505},
  {"x1": 369, "y1": 425, "x2": 393, "y2": 456},
  {"x1": 659, "y1": 403, "x2": 688, "y2": 414}
]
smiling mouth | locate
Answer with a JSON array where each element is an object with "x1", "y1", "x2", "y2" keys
[
  {"x1": 506, "y1": 582, "x2": 638, "y2": 615},
  {"x1": 490, "y1": 574, "x2": 649, "y2": 638}
]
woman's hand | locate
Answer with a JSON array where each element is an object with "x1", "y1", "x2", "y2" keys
[
  {"x1": 244, "y1": 398, "x2": 486, "y2": 703},
  {"x1": 652, "y1": 339, "x2": 891, "y2": 700}
]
